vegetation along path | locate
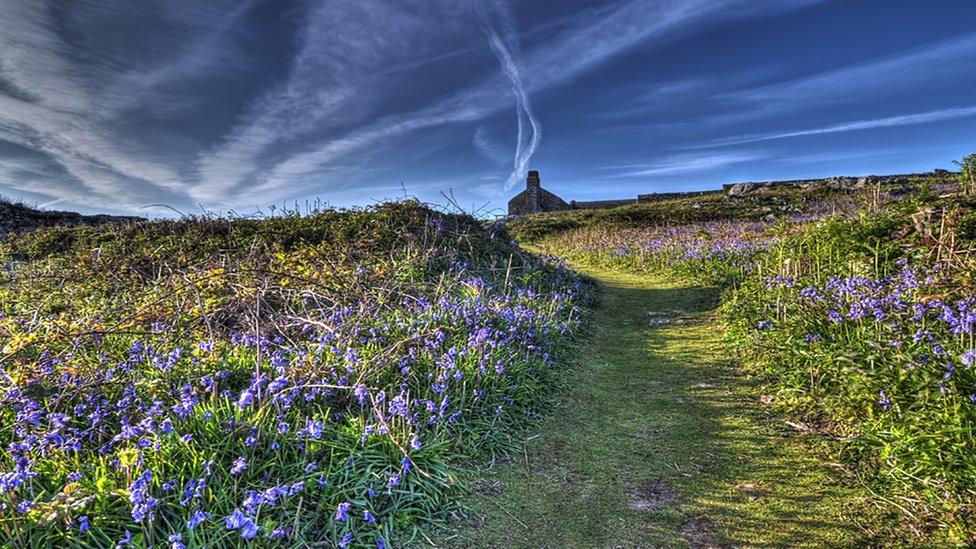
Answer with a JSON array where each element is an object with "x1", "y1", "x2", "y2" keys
[{"x1": 449, "y1": 264, "x2": 876, "y2": 547}]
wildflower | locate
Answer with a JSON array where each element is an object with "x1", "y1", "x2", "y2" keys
[
  {"x1": 401, "y1": 456, "x2": 412, "y2": 474},
  {"x1": 354, "y1": 384, "x2": 368, "y2": 405},
  {"x1": 128, "y1": 470, "x2": 158, "y2": 522},
  {"x1": 240, "y1": 519, "x2": 260, "y2": 540},
  {"x1": 225, "y1": 508, "x2": 259, "y2": 538},
  {"x1": 168, "y1": 533, "x2": 186, "y2": 549},
  {"x1": 301, "y1": 419, "x2": 323, "y2": 439},
  {"x1": 389, "y1": 394, "x2": 409, "y2": 417},
  {"x1": 335, "y1": 501, "x2": 351, "y2": 522},
  {"x1": 363, "y1": 509, "x2": 376, "y2": 523},
  {"x1": 77, "y1": 515, "x2": 90, "y2": 532},
  {"x1": 188, "y1": 509, "x2": 209, "y2": 529},
  {"x1": 409, "y1": 436, "x2": 422, "y2": 450},
  {"x1": 339, "y1": 531, "x2": 354, "y2": 548},
  {"x1": 757, "y1": 320, "x2": 772, "y2": 330},
  {"x1": 67, "y1": 470, "x2": 83, "y2": 482},
  {"x1": 962, "y1": 349, "x2": 976, "y2": 367},
  {"x1": 878, "y1": 390, "x2": 891, "y2": 411},
  {"x1": 389, "y1": 473, "x2": 401, "y2": 487},
  {"x1": 116, "y1": 531, "x2": 134, "y2": 548},
  {"x1": 230, "y1": 457, "x2": 248, "y2": 475}
]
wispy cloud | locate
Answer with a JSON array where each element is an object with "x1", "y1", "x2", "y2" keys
[
  {"x1": 598, "y1": 151, "x2": 766, "y2": 178},
  {"x1": 485, "y1": 27, "x2": 540, "y2": 191},
  {"x1": 715, "y1": 32, "x2": 976, "y2": 120},
  {"x1": 706, "y1": 106, "x2": 976, "y2": 146},
  {"x1": 471, "y1": 126, "x2": 510, "y2": 166},
  {"x1": 0, "y1": 0, "x2": 866, "y2": 212},
  {"x1": 237, "y1": 0, "x2": 824, "y2": 204},
  {"x1": 0, "y1": 0, "x2": 257, "y2": 209}
]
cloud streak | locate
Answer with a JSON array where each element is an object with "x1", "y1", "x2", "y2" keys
[
  {"x1": 598, "y1": 151, "x2": 766, "y2": 178},
  {"x1": 707, "y1": 106, "x2": 976, "y2": 146},
  {"x1": 485, "y1": 26, "x2": 541, "y2": 191},
  {"x1": 8, "y1": 0, "x2": 963, "y2": 215}
]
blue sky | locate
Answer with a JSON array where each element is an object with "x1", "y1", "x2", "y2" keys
[{"x1": 0, "y1": 0, "x2": 974, "y2": 216}]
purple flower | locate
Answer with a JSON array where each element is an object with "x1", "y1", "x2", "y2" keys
[
  {"x1": 363, "y1": 509, "x2": 376, "y2": 523},
  {"x1": 301, "y1": 419, "x2": 323, "y2": 440},
  {"x1": 389, "y1": 394, "x2": 409, "y2": 417},
  {"x1": 230, "y1": 457, "x2": 248, "y2": 475},
  {"x1": 240, "y1": 520, "x2": 260, "y2": 540},
  {"x1": 188, "y1": 509, "x2": 209, "y2": 529},
  {"x1": 168, "y1": 534, "x2": 186, "y2": 549},
  {"x1": 354, "y1": 384, "x2": 368, "y2": 405},
  {"x1": 67, "y1": 471, "x2": 83, "y2": 482},
  {"x1": 962, "y1": 349, "x2": 976, "y2": 367},
  {"x1": 878, "y1": 390, "x2": 891, "y2": 411},
  {"x1": 335, "y1": 501, "x2": 351, "y2": 522},
  {"x1": 128, "y1": 470, "x2": 158, "y2": 522},
  {"x1": 339, "y1": 532, "x2": 354, "y2": 548},
  {"x1": 225, "y1": 508, "x2": 262, "y2": 537},
  {"x1": 77, "y1": 515, "x2": 90, "y2": 532}
]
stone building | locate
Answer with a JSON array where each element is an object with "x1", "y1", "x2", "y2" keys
[
  {"x1": 507, "y1": 171, "x2": 570, "y2": 215},
  {"x1": 507, "y1": 171, "x2": 639, "y2": 215}
]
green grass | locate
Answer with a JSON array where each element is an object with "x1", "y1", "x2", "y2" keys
[{"x1": 445, "y1": 264, "x2": 886, "y2": 547}]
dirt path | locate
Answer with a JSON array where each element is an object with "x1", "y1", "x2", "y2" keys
[{"x1": 447, "y1": 266, "x2": 873, "y2": 547}]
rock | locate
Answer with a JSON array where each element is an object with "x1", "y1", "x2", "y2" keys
[{"x1": 726, "y1": 183, "x2": 761, "y2": 197}]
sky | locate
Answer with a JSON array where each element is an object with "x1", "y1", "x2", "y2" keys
[{"x1": 0, "y1": 0, "x2": 974, "y2": 217}]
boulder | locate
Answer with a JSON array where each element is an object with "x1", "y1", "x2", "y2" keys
[{"x1": 727, "y1": 183, "x2": 761, "y2": 197}]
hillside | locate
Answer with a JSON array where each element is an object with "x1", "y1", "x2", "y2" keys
[
  {"x1": 0, "y1": 202, "x2": 590, "y2": 546},
  {"x1": 509, "y1": 169, "x2": 976, "y2": 542},
  {"x1": 1, "y1": 169, "x2": 974, "y2": 545}
]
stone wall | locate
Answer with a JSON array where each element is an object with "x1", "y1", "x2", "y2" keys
[{"x1": 722, "y1": 170, "x2": 955, "y2": 197}]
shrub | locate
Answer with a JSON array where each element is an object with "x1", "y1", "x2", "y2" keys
[{"x1": 0, "y1": 202, "x2": 592, "y2": 546}]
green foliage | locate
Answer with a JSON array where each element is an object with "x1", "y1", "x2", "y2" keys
[
  {"x1": 0, "y1": 201, "x2": 593, "y2": 546},
  {"x1": 953, "y1": 152, "x2": 976, "y2": 195},
  {"x1": 723, "y1": 209, "x2": 976, "y2": 541},
  {"x1": 521, "y1": 183, "x2": 976, "y2": 542}
]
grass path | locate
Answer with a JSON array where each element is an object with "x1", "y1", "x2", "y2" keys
[{"x1": 446, "y1": 265, "x2": 875, "y2": 547}]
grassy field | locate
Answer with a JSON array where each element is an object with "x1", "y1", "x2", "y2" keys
[
  {"x1": 506, "y1": 165, "x2": 976, "y2": 542},
  {"x1": 447, "y1": 265, "x2": 885, "y2": 547}
]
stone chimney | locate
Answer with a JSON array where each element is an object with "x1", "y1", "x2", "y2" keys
[{"x1": 526, "y1": 170, "x2": 541, "y2": 212}]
